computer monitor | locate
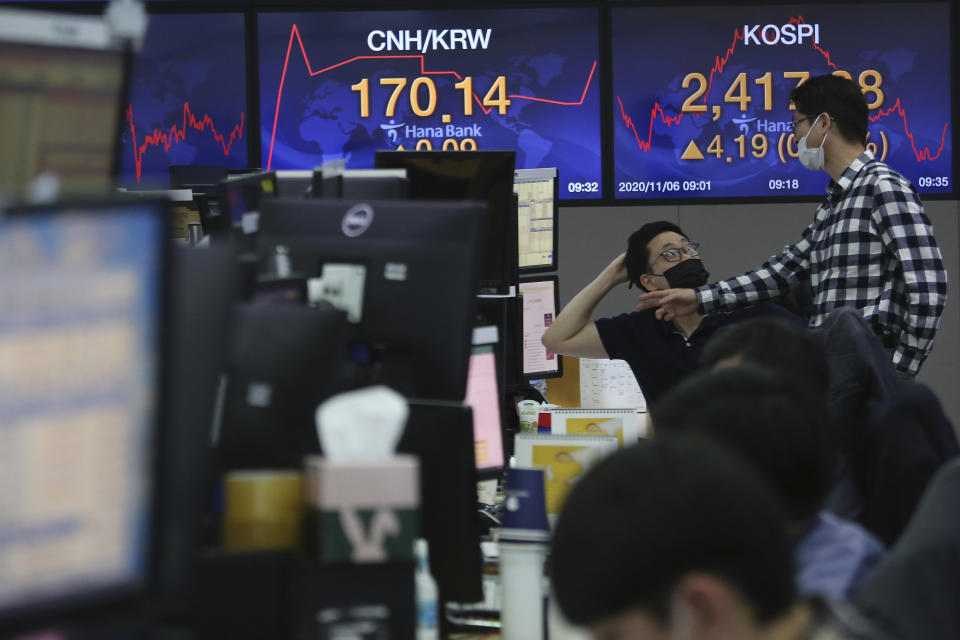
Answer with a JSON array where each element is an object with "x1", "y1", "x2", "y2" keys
[
  {"x1": 514, "y1": 168, "x2": 559, "y2": 273},
  {"x1": 475, "y1": 295, "x2": 525, "y2": 393},
  {"x1": 464, "y1": 346, "x2": 506, "y2": 477},
  {"x1": 168, "y1": 165, "x2": 228, "y2": 196},
  {"x1": 217, "y1": 302, "x2": 351, "y2": 471},
  {"x1": 256, "y1": 198, "x2": 486, "y2": 401},
  {"x1": 374, "y1": 150, "x2": 517, "y2": 293},
  {"x1": 396, "y1": 402, "x2": 484, "y2": 604},
  {"x1": 157, "y1": 245, "x2": 236, "y2": 594},
  {"x1": 518, "y1": 276, "x2": 563, "y2": 379},
  {"x1": 275, "y1": 170, "x2": 313, "y2": 198},
  {"x1": 217, "y1": 171, "x2": 278, "y2": 225},
  {"x1": 0, "y1": 9, "x2": 129, "y2": 199},
  {"x1": 320, "y1": 169, "x2": 410, "y2": 200},
  {"x1": 0, "y1": 199, "x2": 166, "y2": 630}
]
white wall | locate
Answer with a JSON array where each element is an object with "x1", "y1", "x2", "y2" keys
[{"x1": 556, "y1": 200, "x2": 960, "y2": 431}]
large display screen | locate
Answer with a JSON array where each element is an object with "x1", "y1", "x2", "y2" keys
[
  {"x1": 120, "y1": 13, "x2": 248, "y2": 188},
  {"x1": 611, "y1": 3, "x2": 952, "y2": 199},
  {"x1": 258, "y1": 9, "x2": 602, "y2": 200}
]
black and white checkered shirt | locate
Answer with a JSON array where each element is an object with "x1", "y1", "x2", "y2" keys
[{"x1": 697, "y1": 151, "x2": 947, "y2": 376}]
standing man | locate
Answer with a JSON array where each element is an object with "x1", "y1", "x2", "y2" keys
[
  {"x1": 638, "y1": 74, "x2": 947, "y2": 378},
  {"x1": 541, "y1": 221, "x2": 793, "y2": 404}
]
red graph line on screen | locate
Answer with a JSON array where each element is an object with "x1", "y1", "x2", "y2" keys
[
  {"x1": 870, "y1": 98, "x2": 948, "y2": 162},
  {"x1": 788, "y1": 16, "x2": 839, "y2": 70},
  {"x1": 618, "y1": 16, "x2": 947, "y2": 163},
  {"x1": 617, "y1": 24, "x2": 746, "y2": 152},
  {"x1": 126, "y1": 104, "x2": 245, "y2": 182},
  {"x1": 266, "y1": 23, "x2": 598, "y2": 170}
]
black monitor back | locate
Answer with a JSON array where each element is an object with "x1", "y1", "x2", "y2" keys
[
  {"x1": 311, "y1": 169, "x2": 410, "y2": 200},
  {"x1": 158, "y1": 245, "x2": 236, "y2": 595},
  {"x1": 276, "y1": 170, "x2": 313, "y2": 198},
  {"x1": 169, "y1": 165, "x2": 227, "y2": 196},
  {"x1": 217, "y1": 171, "x2": 278, "y2": 224},
  {"x1": 374, "y1": 150, "x2": 517, "y2": 292},
  {"x1": 218, "y1": 303, "x2": 350, "y2": 470},
  {"x1": 395, "y1": 402, "x2": 483, "y2": 604},
  {"x1": 257, "y1": 198, "x2": 486, "y2": 400}
]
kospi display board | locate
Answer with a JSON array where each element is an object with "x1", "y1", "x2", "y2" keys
[
  {"x1": 611, "y1": 3, "x2": 952, "y2": 199},
  {"x1": 258, "y1": 9, "x2": 603, "y2": 199},
  {"x1": 120, "y1": 13, "x2": 248, "y2": 188}
]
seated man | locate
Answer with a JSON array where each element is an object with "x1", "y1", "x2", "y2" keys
[
  {"x1": 541, "y1": 221, "x2": 794, "y2": 404},
  {"x1": 551, "y1": 436, "x2": 895, "y2": 639},
  {"x1": 651, "y1": 365, "x2": 885, "y2": 599}
]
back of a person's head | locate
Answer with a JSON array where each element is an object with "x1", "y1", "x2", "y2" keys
[
  {"x1": 651, "y1": 365, "x2": 835, "y2": 526},
  {"x1": 551, "y1": 436, "x2": 795, "y2": 628},
  {"x1": 701, "y1": 316, "x2": 829, "y2": 398}
]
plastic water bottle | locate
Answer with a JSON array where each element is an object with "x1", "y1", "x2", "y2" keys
[{"x1": 414, "y1": 538, "x2": 439, "y2": 640}]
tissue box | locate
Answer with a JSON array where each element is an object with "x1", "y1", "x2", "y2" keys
[{"x1": 303, "y1": 455, "x2": 419, "y2": 563}]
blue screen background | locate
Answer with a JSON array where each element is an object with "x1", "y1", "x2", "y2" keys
[
  {"x1": 258, "y1": 9, "x2": 603, "y2": 200},
  {"x1": 120, "y1": 13, "x2": 248, "y2": 188},
  {"x1": 611, "y1": 3, "x2": 952, "y2": 199}
]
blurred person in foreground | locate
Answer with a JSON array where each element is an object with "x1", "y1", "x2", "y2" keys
[
  {"x1": 652, "y1": 365, "x2": 885, "y2": 600},
  {"x1": 551, "y1": 436, "x2": 895, "y2": 640}
]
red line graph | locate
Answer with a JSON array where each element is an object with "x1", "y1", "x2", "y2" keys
[
  {"x1": 267, "y1": 23, "x2": 597, "y2": 170},
  {"x1": 617, "y1": 23, "x2": 745, "y2": 153},
  {"x1": 618, "y1": 16, "x2": 947, "y2": 163},
  {"x1": 870, "y1": 98, "x2": 948, "y2": 161},
  {"x1": 126, "y1": 103, "x2": 245, "y2": 182},
  {"x1": 788, "y1": 17, "x2": 838, "y2": 71}
]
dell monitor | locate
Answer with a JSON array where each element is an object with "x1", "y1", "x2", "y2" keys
[
  {"x1": 518, "y1": 276, "x2": 563, "y2": 379},
  {"x1": 514, "y1": 168, "x2": 559, "y2": 273},
  {"x1": 0, "y1": 198, "x2": 166, "y2": 631},
  {"x1": 0, "y1": 8, "x2": 129, "y2": 199},
  {"x1": 256, "y1": 197, "x2": 486, "y2": 401},
  {"x1": 374, "y1": 150, "x2": 517, "y2": 293}
]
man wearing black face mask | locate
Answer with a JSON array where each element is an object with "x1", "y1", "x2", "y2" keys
[{"x1": 542, "y1": 221, "x2": 796, "y2": 404}]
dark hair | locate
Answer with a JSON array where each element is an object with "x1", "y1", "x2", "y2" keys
[
  {"x1": 625, "y1": 221, "x2": 685, "y2": 290},
  {"x1": 651, "y1": 365, "x2": 835, "y2": 525},
  {"x1": 700, "y1": 317, "x2": 829, "y2": 398},
  {"x1": 551, "y1": 436, "x2": 796, "y2": 627},
  {"x1": 790, "y1": 74, "x2": 868, "y2": 145}
]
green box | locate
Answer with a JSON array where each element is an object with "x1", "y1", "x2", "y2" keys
[{"x1": 303, "y1": 455, "x2": 419, "y2": 563}]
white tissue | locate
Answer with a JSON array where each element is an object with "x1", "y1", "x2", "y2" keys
[{"x1": 315, "y1": 386, "x2": 409, "y2": 462}]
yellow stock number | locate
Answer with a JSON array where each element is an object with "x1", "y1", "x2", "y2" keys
[
  {"x1": 680, "y1": 69, "x2": 885, "y2": 113},
  {"x1": 351, "y1": 75, "x2": 510, "y2": 118}
]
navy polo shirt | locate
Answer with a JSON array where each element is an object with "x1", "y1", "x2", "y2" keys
[{"x1": 595, "y1": 303, "x2": 797, "y2": 406}]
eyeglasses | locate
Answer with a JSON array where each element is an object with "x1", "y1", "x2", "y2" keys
[
  {"x1": 654, "y1": 242, "x2": 701, "y2": 264},
  {"x1": 789, "y1": 116, "x2": 815, "y2": 134}
]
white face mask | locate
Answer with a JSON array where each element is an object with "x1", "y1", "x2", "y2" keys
[{"x1": 797, "y1": 114, "x2": 828, "y2": 172}]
